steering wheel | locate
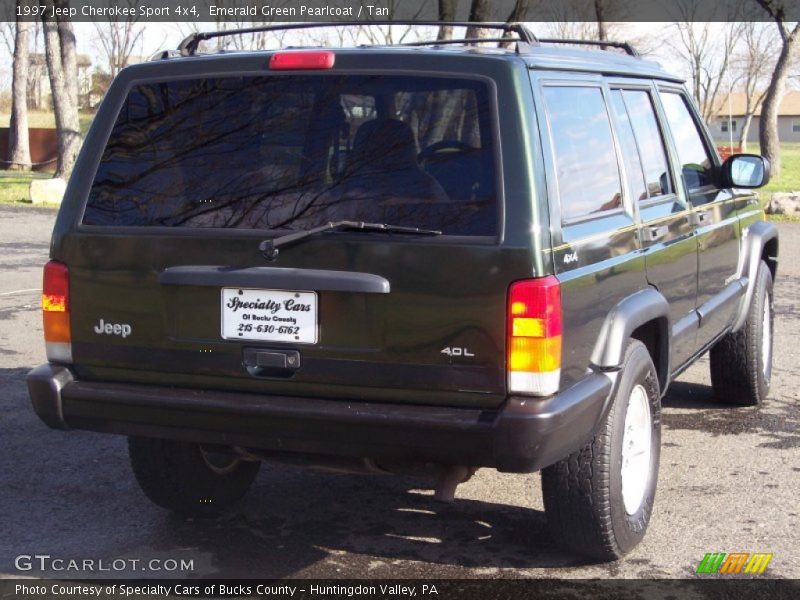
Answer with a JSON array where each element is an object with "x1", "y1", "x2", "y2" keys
[{"x1": 418, "y1": 140, "x2": 475, "y2": 163}]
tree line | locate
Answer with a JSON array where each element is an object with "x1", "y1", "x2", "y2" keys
[{"x1": 4, "y1": 0, "x2": 799, "y2": 180}]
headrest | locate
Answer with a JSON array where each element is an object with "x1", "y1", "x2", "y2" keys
[{"x1": 350, "y1": 118, "x2": 418, "y2": 171}]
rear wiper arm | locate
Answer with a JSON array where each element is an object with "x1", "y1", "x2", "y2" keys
[{"x1": 259, "y1": 220, "x2": 442, "y2": 261}]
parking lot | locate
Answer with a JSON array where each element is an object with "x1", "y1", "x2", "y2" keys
[{"x1": 0, "y1": 204, "x2": 797, "y2": 579}]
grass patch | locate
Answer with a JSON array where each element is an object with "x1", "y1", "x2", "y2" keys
[
  {"x1": 748, "y1": 143, "x2": 800, "y2": 223},
  {"x1": 754, "y1": 143, "x2": 800, "y2": 195},
  {"x1": 0, "y1": 111, "x2": 95, "y2": 135},
  {"x1": 0, "y1": 170, "x2": 56, "y2": 206}
]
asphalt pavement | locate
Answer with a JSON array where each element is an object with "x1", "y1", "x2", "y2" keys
[{"x1": 0, "y1": 205, "x2": 797, "y2": 580}]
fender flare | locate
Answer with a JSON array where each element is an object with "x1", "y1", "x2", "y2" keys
[
  {"x1": 732, "y1": 220, "x2": 778, "y2": 332},
  {"x1": 590, "y1": 288, "x2": 670, "y2": 390}
]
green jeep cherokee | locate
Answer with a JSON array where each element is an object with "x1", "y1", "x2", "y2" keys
[{"x1": 27, "y1": 23, "x2": 777, "y2": 560}]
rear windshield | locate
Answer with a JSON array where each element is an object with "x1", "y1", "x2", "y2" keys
[{"x1": 83, "y1": 75, "x2": 498, "y2": 236}]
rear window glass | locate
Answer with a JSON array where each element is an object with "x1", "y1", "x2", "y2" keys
[{"x1": 83, "y1": 75, "x2": 498, "y2": 235}]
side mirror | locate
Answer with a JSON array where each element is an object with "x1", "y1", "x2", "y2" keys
[{"x1": 721, "y1": 154, "x2": 770, "y2": 189}]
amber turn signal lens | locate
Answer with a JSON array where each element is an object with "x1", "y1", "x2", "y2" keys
[
  {"x1": 43, "y1": 311, "x2": 71, "y2": 343},
  {"x1": 508, "y1": 336, "x2": 562, "y2": 372}
]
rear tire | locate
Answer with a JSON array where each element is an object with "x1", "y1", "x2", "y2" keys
[
  {"x1": 709, "y1": 260, "x2": 773, "y2": 406},
  {"x1": 541, "y1": 340, "x2": 661, "y2": 561},
  {"x1": 128, "y1": 437, "x2": 260, "y2": 516}
]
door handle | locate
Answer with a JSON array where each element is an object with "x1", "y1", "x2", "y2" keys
[
  {"x1": 243, "y1": 348, "x2": 300, "y2": 378},
  {"x1": 648, "y1": 225, "x2": 669, "y2": 241}
]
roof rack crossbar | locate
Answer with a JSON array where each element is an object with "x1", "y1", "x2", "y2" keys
[
  {"x1": 536, "y1": 38, "x2": 639, "y2": 57},
  {"x1": 177, "y1": 21, "x2": 538, "y2": 56},
  {"x1": 400, "y1": 37, "x2": 523, "y2": 47}
]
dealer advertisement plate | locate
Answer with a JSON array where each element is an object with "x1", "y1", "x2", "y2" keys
[{"x1": 221, "y1": 288, "x2": 318, "y2": 344}]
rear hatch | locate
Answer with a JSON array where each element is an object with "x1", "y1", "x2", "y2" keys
[{"x1": 58, "y1": 53, "x2": 533, "y2": 408}]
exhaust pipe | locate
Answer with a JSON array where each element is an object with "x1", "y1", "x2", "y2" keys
[
  {"x1": 433, "y1": 465, "x2": 477, "y2": 503},
  {"x1": 233, "y1": 448, "x2": 477, "y2": 500}
]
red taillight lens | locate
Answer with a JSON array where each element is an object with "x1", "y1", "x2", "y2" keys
[
  {"x1": 507, "y1": 276, "x2": 562, "y2": 396},
  {"x1": 269, "y1": 51, "x2": 335, "y2": 70},
  {"x1": 43, "y1": 260, "x2": 69, "y2": 313},
  {"x1": 42, "y1": 260, "x2": 71, "y2": 359}
]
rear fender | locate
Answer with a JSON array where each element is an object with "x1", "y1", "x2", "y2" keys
[
  {"x1": 732, "y1": 220, "x2": 778, "y2": 332},
  {"x1": 590, "y1": 288, "x2": 670, "y2": 391}
]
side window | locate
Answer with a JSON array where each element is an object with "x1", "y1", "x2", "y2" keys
[
  {"x1": 622, "y1": 90, "x2": 673, "y2": 198},
  {"x1": 543, "y1": 86, "x2": 623, "y2": 221},
  {"x1": 660, "y1": 92, "x2": 715, "y2": 192},
  {"x1": 609, "y1": 90, "x2": 647, "y2": 203}
]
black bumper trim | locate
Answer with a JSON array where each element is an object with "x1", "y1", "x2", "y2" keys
[{"x1": 26, "y1": 364, "x2": 615, "y2": 473}]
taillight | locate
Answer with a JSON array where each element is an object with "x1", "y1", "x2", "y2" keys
[
  {"x1": 269, "y1": 51, "x2": 335, "y2": 70},
  {"x1": 42, "y1": 260, "x2": 72, "y2": 363},
  {"x1": 507, "y1": 276, "x2": 562, "y2": 396}
]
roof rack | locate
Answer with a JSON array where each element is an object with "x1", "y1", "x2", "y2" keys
[
  {"x1": 177, "y1": 21, "x2": 538, "y2": 56},
  {"x1": 537, "y1": 38, "x2": 639, "y2": 57},
  {"x1": 176, "y1": 21, "x2": 639, "y2": 59}
]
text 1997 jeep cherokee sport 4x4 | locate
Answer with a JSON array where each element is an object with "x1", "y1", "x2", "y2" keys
[{"x1": 27, "y1": 23, "x2": 776, "y2": 560}]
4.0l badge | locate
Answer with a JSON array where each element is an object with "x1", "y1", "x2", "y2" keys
[{"x1": 441, "y1": 346, "x2": 474, "y2": 357}]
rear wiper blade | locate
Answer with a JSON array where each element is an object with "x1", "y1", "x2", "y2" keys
[{"x1": 259, "y1": 220, "x2": 442, "y2": 261}]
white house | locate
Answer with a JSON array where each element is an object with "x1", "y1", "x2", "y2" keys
[
  {"x1": 28, "y1": 53, "x2": 93, "y2": 110},
  {"x1": 710, "y1": 91, "x2": 800, "y2": 144}
]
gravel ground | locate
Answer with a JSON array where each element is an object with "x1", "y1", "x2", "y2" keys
[{"x1": 0, "y1": 205, "x2": 797, "y2": 580}]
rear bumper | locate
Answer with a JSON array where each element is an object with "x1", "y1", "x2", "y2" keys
[{"x1": 27, "y1": 363, "x2": 616, "y2": 473}]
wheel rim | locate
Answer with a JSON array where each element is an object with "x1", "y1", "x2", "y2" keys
[
  {"x1": 200, "y1": 446, "x2": 241, "y2": 475},
  {"x1": 621, "y1": 384, "x2": 652, "y2": 515},
  {"x1": 761, "y1": 297, "x2": 772, "y2": 381}
]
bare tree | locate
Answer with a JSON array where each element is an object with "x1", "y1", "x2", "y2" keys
[
  {"x1": 173, "y1": 0, "x2": 296, "y2": 52},
  {"x1": 499, "y1": 0, "x2": 529, "y2": 49},
  {"x1": 437, "y1": 0, "x2": 457, "y2": 42},
  {"x1": 594, "y1": 0, "x2": 609, "y2": 41},
  {"x1": 538, "y1": 0, "x2": 600, "y2": 41},
  {"x1": 42, "y1": 0, "x2": 81, "y2": 180},
  {"x1": 756, "y1": 0, "x2": 800, "y2": 178},
  {"x1": 9, "y1": 2, "x2": 31, "y2": 170},
  {"x1": 730, "y1": 21, "x2": 778, "y2": 151},
  {"x1": 303, "y1": 24, "x2": 351, "y2": 49},
  {"x1": 93, "y1": 0, "x2": 144, "y2": 78},
  {"x1": 0, "y1": 22, "x2": 14, "y2": 55},
  {"x1": 465, "y1": 0, "x2": 494, "y2": 43},
  {"x1": 357, "y1": 0, "x2": 423, "y2": 46},
  {"x1": 668, "y1": 4, "x2": 745, "y2": 124}
]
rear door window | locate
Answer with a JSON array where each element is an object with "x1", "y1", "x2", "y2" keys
[
  {"x1": 609, "y1": 90, "x2": 648, "y2": 204},
  {"x1": 83, "y1": 75, "x2": 498, "y2": 236},
  {"x1": 542, "y1": 86, "x2": 623, "y2": 221},
  {"x1": 621, "y1": 90, "x2": 673, "y2": 198},
  {"x1": 609, "y1": 89, "x2": 673, "y2": 202}
]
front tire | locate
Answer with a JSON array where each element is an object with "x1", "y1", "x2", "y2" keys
[
  {"x1": 709, "y1": 260, "x2": 774, "y2": 406},
  {"x1": 541, "y1": 340, "x2": 661, "y2": 561},
  {"x1": 128, "y1": 437, "x2": 260, "y2": 516}
]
